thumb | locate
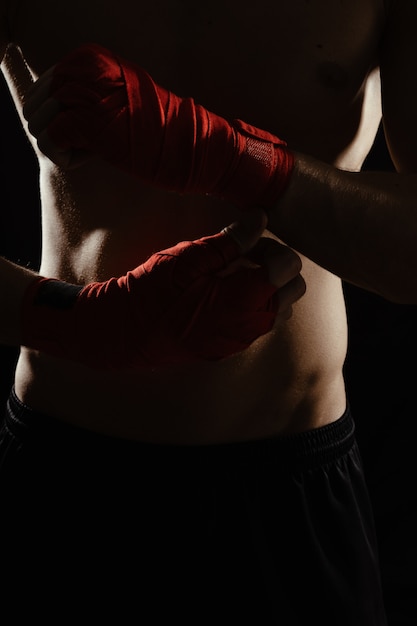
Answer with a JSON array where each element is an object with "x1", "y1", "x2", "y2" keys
[
  {"x1": 221, "y1": 209, "x2": 268, "y2": 255},
  {"x1": 171, "y1": 209, "x2": 268, "y2": 278}
]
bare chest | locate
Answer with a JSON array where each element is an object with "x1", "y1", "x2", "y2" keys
[{"x1": 11, "y1": 0, "x2": 384, "y2": 129}]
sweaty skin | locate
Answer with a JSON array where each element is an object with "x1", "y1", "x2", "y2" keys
[{"x1": 0, "y1": 0, "x2": 385, "y2": 443}]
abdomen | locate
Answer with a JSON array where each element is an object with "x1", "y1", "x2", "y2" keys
[{"x1": 15, "y1": 253, "x2": 347, "y2": 443}]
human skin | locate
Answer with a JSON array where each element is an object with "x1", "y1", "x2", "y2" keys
[{"x1": 0, "y1": 0, "x2": 406, "y2": 443}]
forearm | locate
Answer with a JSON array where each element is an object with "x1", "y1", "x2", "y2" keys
[
  {"x1": 3, "y1": 220, "x2": 302, "y2": 368},
  {"x1": 268, "y1": 153, "x2": 417, "y2": 304},
  {"x1": 0, "y1": 256, "x2": 40, "y2": 346},
  {"x1": 24, "y1": 43, "x2": 417, "y2": 305}
]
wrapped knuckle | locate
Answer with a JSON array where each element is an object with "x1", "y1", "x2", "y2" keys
[{"x1": 286, "y1": 249, "x2": 302, "y2": 274}]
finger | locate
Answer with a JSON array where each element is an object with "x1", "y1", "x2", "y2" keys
[
  {"x1": 181, "y1": 209, "x2": 268, "y2": 275},
  {"x1": 245, "y1": 235, "x2": 278, "y2": 263},
  {"x1": 23, "y1": 66, "x2": 56, "y2": 118},
  {"x1": 35, "y1": 128, "x2": 70, "y2": 166},
  {"x1": 26, "y1": 97, "x2": 61, "y2": 138},
  {"x1": 275, "y1": 274, "x2": 306, "y2": 314},
  {"x1": 249, "y1": 239, "x2": 303, "y2": 288},
  {"x1": 221, "y1": 209, "x2": 268, "y2": 254},
  {"x1": 35, "y1": 128, "x2": 91, "y2": 169},
  {"x1": 266, "y1": 245, "x2": 303, "y2": 288}
]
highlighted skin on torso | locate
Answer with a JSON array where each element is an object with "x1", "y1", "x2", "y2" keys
[{"x1": 2, "y1": 0, "x2": 385, "y2": 442}]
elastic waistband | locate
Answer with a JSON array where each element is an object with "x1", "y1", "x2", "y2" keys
[{"x1": 4, "y1": 388, "x2": 355, "y2": 471}]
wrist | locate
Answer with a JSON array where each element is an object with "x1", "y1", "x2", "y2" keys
[
  {"x1": 266, "y1": 152, "x2": 335, "y2": 243},
  {"x1": 21, "y1": 277, "x2": 82, "y2": 357},
  {"x1": 266, "y1": 151, "x2": 302, "y2": 234}
]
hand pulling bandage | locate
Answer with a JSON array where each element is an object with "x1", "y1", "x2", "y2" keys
[{"x1": 21, "y1": 232, "x2": 279, "y2": 368}]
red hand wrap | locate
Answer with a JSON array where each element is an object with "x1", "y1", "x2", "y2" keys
[
  {"x1": 21, "y1": 232, "x2": 279, "y2": 369},
  {"x1": 49, "y1": 43, "x2": 294, "y2": 209}
]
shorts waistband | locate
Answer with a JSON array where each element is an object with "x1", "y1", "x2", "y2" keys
[{"x1": 4, "y1": 387, "x2": 355, "y2": 471}]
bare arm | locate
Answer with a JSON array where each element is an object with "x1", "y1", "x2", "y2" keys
[
  {"x1": 269, "y1": 156, "x2": 417, "y2": 304},
  {"x1": 268, "y1": 0, "x2": 417, "y2": 305},
  {"x1": 23, "y1": 4, "x2": 417, "y2": 306}
]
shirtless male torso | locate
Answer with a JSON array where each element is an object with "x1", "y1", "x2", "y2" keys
[
  {"x1": 0, "y1": 0, "x2": 384, "y2": 442},
  {"x1": 0, "y1": 1, "x2": 391, "y2": 623}
]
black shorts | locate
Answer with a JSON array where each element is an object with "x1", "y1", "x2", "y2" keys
[{"x1": 0, "y1": 389, "x2": 387, "y2": 624}]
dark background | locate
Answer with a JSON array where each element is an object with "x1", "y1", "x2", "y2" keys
[{"x1": 0, "y1": 71, "x2": 41, "y2": 407}]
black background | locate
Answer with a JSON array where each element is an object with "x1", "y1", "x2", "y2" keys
[{"x1": 0, "y1": 71, "x2": 41, "y2": 407}]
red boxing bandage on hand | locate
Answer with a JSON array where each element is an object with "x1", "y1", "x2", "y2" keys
[
  {"x1": 47, "y1": 43, "x2": 294, "y2": 209},
  {"x1": 21, "y1": 232, "x2": 279, "y2": 369}
]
